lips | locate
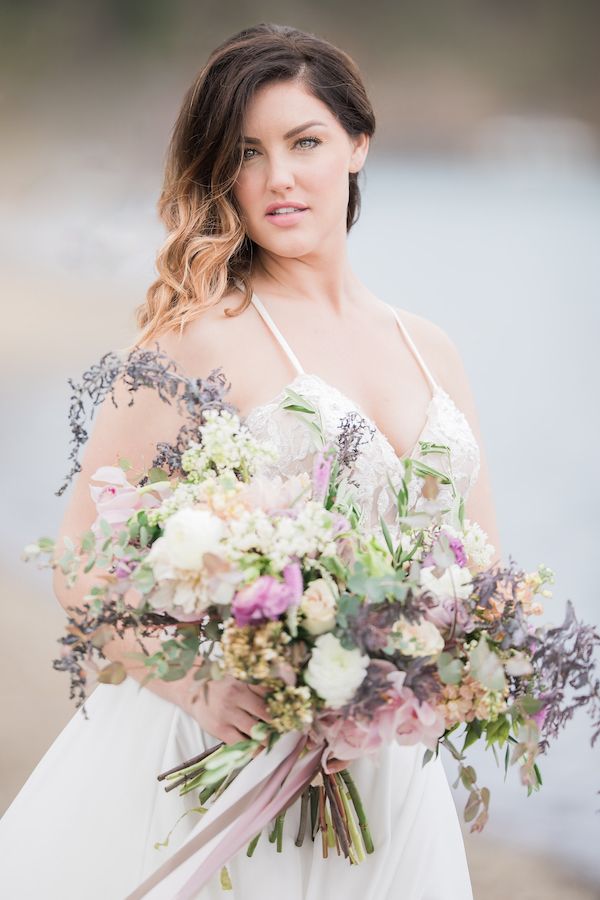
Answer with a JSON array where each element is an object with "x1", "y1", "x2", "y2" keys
[{"x1": 265, "y1": 202, "x2": 308, "y2": 215}]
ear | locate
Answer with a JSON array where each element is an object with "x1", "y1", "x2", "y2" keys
[{"x1": 349, "y1": 133, "x2": 370, "y2": 173}]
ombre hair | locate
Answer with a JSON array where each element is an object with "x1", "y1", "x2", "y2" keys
[{"x1": 133, "y1": 23, "x2": 376, "y2": 347}]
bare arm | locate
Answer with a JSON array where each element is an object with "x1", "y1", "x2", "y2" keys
[{"x1": 51, "y1": 329, "x2": 270, "y2": 742}]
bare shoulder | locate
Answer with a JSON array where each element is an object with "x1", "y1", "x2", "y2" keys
[
  {"x1": 147, "y1": 289, "x2": 249, "y2": 381},
  {"x1": 386, "y1": 304, "x2": 460, "y2": 389},
  {"x1": 55, "y1": 291, "x2": 249, "y2": 546}
]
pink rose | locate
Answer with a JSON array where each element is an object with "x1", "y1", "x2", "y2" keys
[
  {"x1": 231, "y1": 562, "x2": 303, "y2": 626},
  {"x1": 424, "y1": 595, "x2": 474, "y2": 636}
]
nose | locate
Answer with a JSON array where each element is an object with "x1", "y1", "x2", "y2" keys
[{"x1": 265, "y1": 153, "x2": 295, "y2": 193}]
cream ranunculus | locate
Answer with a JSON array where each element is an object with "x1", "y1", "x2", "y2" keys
[
  {"x1": 299, "y1": 578, "x2": 339, "y2": 635},
  {"x1": 304, "y1": 633, "x2": 369, "y2": 709},
  {"x1": 391, "y1": 617, "x2": 445, "y2": 658},
  {"x1": 419, "y1": 563, "x2": 473, "y2": 601},
  {"x1": 150, "y1": 507, "x2": 226, "y2": 572}
]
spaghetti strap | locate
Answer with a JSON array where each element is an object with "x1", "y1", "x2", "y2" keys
[
  {"x1": 389, "y1": 305, "x2": 439, "y2": 392},
  {"x1": 250, "y1": 292, "x2": 305, "y2": 376}
]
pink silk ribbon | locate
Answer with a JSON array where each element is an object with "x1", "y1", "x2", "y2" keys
[{"x1": 126, "y1": 731, "x2": 324, "y2": 899}]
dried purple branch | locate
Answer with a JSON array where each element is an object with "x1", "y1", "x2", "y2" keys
[
  {"x1": 530, "y1": 599, "x2": 600, "y2": 752},
  {"x1": 342, "y1": 589, "x2": 440, "y2": 703},
  {"x1": 472, "y1": 556, "x2": 532, "y2": 650},
  {"x1": 56, "y1": 343, "x2": 237, "y2": 496},
  {"x1": 54, "y1": 597, "x2": 179, "y2": 713},
  {"x1": 336, "y1": 410, "x2": 375, "y2": 478}
]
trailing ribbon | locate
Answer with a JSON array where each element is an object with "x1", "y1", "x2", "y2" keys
[{"x1": 126, "y1": 731, "x2": 324, "y2": 899}]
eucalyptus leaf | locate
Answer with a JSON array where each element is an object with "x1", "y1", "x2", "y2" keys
[
  {"x1": 437, "y1": 652, "x2": 465, "y2": 685},
  {"x1": 468, "y1": 634, "x2": 506, "y2": 692},
  {"x1": 97, "y1": 661, "x2": 126, "y2": 684}
]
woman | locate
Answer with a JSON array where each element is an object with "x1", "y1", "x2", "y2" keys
[{"x1": 0, "y1": 22, "x2": 501, "y2": 898}]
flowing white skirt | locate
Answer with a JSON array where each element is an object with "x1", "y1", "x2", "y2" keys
[{"x1": 0, "y1": 677, "x2": 473, "y2": 899}]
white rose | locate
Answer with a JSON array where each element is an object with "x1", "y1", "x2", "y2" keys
[
  {"x1": 304, "y1": 633, "x2": 369, "y2": 709},
  {"x1": 149, "y1": 507, "x2": 226, "y2": 572},
  {"x1": 299, "y1": 578, "x2": 339, "y2": 635},
  {"x1": 391, "y1": 617, "x2": 444, "y2": 657},
  {"x1": 419, "y1": 563, "x2": 473, "y2": 600}
]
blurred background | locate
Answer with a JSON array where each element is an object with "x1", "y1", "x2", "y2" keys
[{"x1": 1, "y1": 2, "x2": 599, "y2": 897}]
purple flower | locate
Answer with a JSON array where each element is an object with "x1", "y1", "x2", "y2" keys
[
  {"x1": 447, "y1": 535, "x2": 468, "y2": 567},
  {"x1": 312, "y1": 448, "x2": 333, "y2": 503},
  {"x1": 232, "y1": 562, "x2": 303, "y2": 626},
  {"x1": 114, "y1": 557, "x2": 135, "y2": 579},
  {"x1": 531, "y1": 696, "x2": 550, "y2": 730}
]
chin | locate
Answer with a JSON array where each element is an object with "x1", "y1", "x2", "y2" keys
[{"x1": 255, "y1": 232, "x2": 322, "y2": 259}]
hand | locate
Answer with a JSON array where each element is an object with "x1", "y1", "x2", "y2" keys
[{"x1": 182, "y1": 674, "x2": 272, "y2": 745}]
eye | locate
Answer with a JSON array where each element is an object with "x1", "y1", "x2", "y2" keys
[
  {"x1": 295, "y1": 136, "x2": 322, "y2": 150},
  {"x1": 241, "y1": 136, "x2": 322, "y2": 162}
]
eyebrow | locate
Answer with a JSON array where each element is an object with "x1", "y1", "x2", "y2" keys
[{"x1": 241, "y1": 120, "x2": 327, "y2": 144}]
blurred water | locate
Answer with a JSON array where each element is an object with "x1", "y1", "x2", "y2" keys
[{"x1": 2, "y1": 153, "x2": 599, "y2": 881}]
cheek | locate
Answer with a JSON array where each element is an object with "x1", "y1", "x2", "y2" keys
[
  {"x1": 308, "y1": 157, "x2": 350, "y2": 212},
  {"x1": 232, "y1": 175, "x2": 257, "y2": 221}
]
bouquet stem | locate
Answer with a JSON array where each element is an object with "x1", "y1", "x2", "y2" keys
[
  {"x1": 157, "y1": 742, "x2": 224, "y2": 781},
  {"x1": 246, "y1": 832, "x2": 261, "y2": 857},
  {"x1": 295, "y1": 788, "x2": 310, "y2": 847},
  {"x1": 340, "y1": 770, "x2": 374, "y2": 854}
]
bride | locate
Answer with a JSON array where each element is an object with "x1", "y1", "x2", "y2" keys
[{"x1": 1, "y1": 22, "x2": 501, "y2": 899}]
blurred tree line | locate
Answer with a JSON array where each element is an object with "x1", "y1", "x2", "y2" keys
[{"x1": 1, "y1": 0, "x2": 599, "y2": 147}]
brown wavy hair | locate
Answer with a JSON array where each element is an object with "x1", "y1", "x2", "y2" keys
[{"x1": 132, "y1": 23, "x2": 376, "y2": 348}]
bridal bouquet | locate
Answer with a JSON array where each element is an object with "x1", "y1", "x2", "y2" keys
[{"x1": 24, "y1": 346, "x2": 600, "y2": 898}]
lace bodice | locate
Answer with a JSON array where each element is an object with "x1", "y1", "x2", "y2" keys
[
  {"x1": 242, "y1": 290, "x2": 481, "y2": 542},
  {"x1": 245, "y1": 372, "x2": 480, "y2": 541}
]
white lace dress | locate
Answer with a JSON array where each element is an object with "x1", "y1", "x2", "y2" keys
[{"x1": 0, "y1": 294, "x2": 479, "y2": 899}]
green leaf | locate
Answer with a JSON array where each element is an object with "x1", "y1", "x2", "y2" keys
[
  {"x1": 464, "y1": 791, "x2": 481, "y2": 823},
  {"x1": 97, "y1": 661, "x2": 126, "y2": 684},
  {"x1": 480, "y1": 787, "x2": 490, "y2": 810},
  {"x1": 422, "y1": 748, "x2": 434, "y2": 767},
  {"x1": 468, "y1": 634, "x2": 506, "y2": 692},
  {"x1": 460, "y1": 765, "x2": 477, "y2": 790},
  {"x1": 462, "y1": 719, "x2": 483, "y2": 751},
  {"x1": 379, "y1": 516, "x2": 395, "y2": 555},
  {"x1": 37, "y1": 536, "x2": 55, "y2": 552},
  {"x1": 148, "y1": 467, "x2": 169, "y2": 483},
  {"x1": 515, "y1": 694, "x2": 544, "y2": 717},
  {"x1": 437, "y1": 652, "x2": 465, "y2": 685},
  {"x1": 220, "y1": 866, "x2": 233, "y2": 891}
]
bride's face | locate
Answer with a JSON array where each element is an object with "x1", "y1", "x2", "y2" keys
[{"x1": 232, "y1": 79, "x2": 369, "y2": 259}]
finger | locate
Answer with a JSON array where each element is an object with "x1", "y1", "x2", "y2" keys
[
  {"x1": 222, "y1": 726, "x2": 248, "y2": 745},
  {"x1": 232, "y1": 710, "x2": 263, "y2": 739},
  {"x1": 241, "y1": 690, "x2": 272, "y2": 723},
  {"x1": 246, "y1": 682, "x2": 269, "y2": 697}
]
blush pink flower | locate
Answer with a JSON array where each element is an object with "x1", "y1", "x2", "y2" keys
[
  {"x1": 312, "y1": 448, "x2": 333, "y2": 503},
  {"x1": 314, "y1": 664, "x2": 446, "y2": 767},
  {"x1": 386, "y1": 671, "x2": 446, "y2": 751},
  {"x1": 89, "y1": 466, "x2": 171, "y2": 538},
  {"x1": 424, "y1": 595, "x2": 474, "y2": 636},
  {"x1": 231, "y1": 562, "x2": 303, "y2": 626}
]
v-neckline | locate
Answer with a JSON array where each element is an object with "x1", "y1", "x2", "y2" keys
[{"x1": 244, "y1": 371, "x2": 448, "y2": 464}]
